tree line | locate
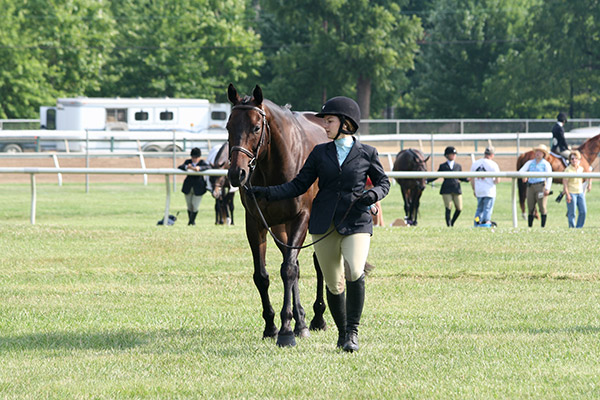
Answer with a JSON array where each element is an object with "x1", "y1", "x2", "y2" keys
[{"x1": 1, "y1": 0, "x2": 598, "y2": 121}]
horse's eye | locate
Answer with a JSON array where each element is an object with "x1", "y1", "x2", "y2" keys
[{"x1": 253, "y1": 125, "x2": 261, "y2": 134}]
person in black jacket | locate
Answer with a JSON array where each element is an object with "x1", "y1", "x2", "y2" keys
[
  {"x1": 178, "y1": 147, "x2": 210, "y2": 225},
  {"x1": 249, "y1": 96, "x2": 390, "y2": 352},
  {"x1": 551, "y1": 112, "x2": 571, "y2": 162},
  {"x1": 427, "y1": 146, "x2": 469, "y2": 226}
]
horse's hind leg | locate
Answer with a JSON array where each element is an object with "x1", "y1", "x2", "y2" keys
[{"x1": 309, "y1": 252, "x2": 327, "y2": 331}]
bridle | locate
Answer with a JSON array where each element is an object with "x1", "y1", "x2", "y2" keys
[{"x1": 228, "y1": 104, "x2": 271, "y2": 176}]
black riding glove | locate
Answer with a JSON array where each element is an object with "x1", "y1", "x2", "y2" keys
[
  {"x1": 358, "y1": 190, "x2": 377, "y2": 206},
  {"x1": 248, "y1": 186, "x2": 270, "y2": 200}
]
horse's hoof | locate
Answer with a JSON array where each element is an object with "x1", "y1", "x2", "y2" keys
[
  {"x1": 276, "y1": 332, "x2": 296, "y2": 347},
  {"x1": 309, "y1": 317, "x2": 327, "y2": 331},
  {"x1": 295, "y1": 327, "x2": 310, "y2": 338},
  {"x1": 263, "y1": 326, "x2": 279, "y2": 339}
]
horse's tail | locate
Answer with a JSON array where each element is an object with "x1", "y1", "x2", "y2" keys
[
  {"x1": 516, "y1": 153, "x2": 528, "y2": 217},
  {"x1": 517, "y1": 177, "x2": 527, "y2": 216}
]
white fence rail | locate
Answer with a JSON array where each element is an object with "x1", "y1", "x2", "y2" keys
[{"x1": 1, "y1": 167, "x2": 598, "y2": 228}]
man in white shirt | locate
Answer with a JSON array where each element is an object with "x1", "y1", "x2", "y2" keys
[{"x1": 470, "y1": 146, "x2": 500, "y2": 227}]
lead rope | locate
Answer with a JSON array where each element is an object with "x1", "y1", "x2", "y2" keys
[{"x1": 244, "y1": 180, "x2": 364, "y2": 250}]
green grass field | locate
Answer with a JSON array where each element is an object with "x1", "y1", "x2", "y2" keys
[{"x1": 1, "y1": 181, "x2": 599, "y2": 399}]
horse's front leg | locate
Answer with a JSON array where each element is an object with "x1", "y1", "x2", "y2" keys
[
  {"x1": 273, "y1": 219, "x2": 310, "y2": 347},
  {"x1": 309, "y1": 252, "x2": 327, "y2": 331},
  {"x1": 246, "y1": 214, "x2": 278, "y2": 339}
]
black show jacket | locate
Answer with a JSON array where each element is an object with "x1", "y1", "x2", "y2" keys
[
  {"x1": 178, "y1": 159, "x2": 210, "y2": 196},
  {"x1": 267, "y1": 139, "x2": 390, "y2": 235},
  {"x1": 427, "y1": 161, "x2": 467, "y2": 194}
]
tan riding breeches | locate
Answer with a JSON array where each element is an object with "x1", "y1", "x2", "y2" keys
[
  {"x1": 312, "y1": 227, "x2": 371, "y2": 295},
  {"x1": 526, "y1": 182, "x2": 548, "y2": 215},
  {"x1": 184, "y1": 192, "x2": 203, "y2": 212},
  {"x1": 442, "y1": 193, "x2": 463, "y2": 211},
  {"x1": 559, "y1": 149, "x2": 571, "y2": 159}
]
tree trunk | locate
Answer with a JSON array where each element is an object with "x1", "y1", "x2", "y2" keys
[{"x1": 357, "y1": 74, "x2": 371, "y2": 134}]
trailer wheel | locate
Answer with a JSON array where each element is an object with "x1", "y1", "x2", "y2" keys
[
  {"x1": 143, "y1": 145, "x2": 162, "y2": 152},
  {"x1": 2, "y1": 144, "x2": 23, "y2": 153},
  {"x1": 164, "y1": 145, "x2": 183, "y2": 152}
]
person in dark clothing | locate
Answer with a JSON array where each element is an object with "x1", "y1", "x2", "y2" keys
[
  {"x1": 178, "y1": 147, "x2": 210, "y2": 225},
  {"x1": 551, "y1": 112, "x2": 571, "y2": 161},
  {"x1": 427, "y1": 146, "x2": 469, "y2": 226},
  {"x1": 249, "y1": 96, "x2": 390, "y2": 352}
]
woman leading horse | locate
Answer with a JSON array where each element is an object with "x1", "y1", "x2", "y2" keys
[{"x1": 249, "y1": 96, "x2": 390, "y2": 352}]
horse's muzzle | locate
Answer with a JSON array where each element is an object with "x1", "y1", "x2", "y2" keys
[{"x1": 227, "y1": 167, "x2": 247, "y2": 188}]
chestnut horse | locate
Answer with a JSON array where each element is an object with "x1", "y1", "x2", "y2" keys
[
  {"x1": 226, "y1": 84, "x2": 329, "y2": 347},
  {"x1": 209, "y1": 142, "x2": 236, "y2": 225},
  {"x1": 516, "y1": 132, "x2": 600, "y2": 218},
  {"x1": 392, "y1": 149, "x2": 430, "y2": 226}
]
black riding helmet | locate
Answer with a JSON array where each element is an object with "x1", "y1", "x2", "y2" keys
[
  {"x1": 444, "y1": 146, "x2": 457, "y2": 156},
  {"x1": 557, "y1": 112, "x2": 568, "y2": 123},
  {"x1": 316, "y1": 96, "x2": 361, "y2": 137}
]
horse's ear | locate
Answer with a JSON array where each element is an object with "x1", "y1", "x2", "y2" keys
[
  {"x1": 227, "y1": 83, "x2": 241, "y2": 105},
  {"x1": 253, "y1": 85, "x2": 263, "y2": 106},
  {"x1": 424, "y1": 155, "x2": 431, "y2": 163}
]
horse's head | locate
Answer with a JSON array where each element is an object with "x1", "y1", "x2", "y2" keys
[
  {"x1": 226, "y1": 83, "x2": 269, "y2": 188},
  {"x1": 413, "y1": 151, "x2": 430, "y2": 191}
]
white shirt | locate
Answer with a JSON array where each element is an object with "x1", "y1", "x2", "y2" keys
[{"x1": 470, "y1": 157, "x2": 500, "y2": 197}]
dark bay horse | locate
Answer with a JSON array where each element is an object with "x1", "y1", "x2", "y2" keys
[
  {"x1": 392, "y1": 149, "x2": 430, "y2": 226},
  {"x1": 226, "y1": 84, "x2": 329, "y2": 347},
  {"x1": 516, "y1": 132, "x2": 600, "y2": 218},
  {"x1": 209, "y1": 142, "x2": 236, "y2": 225}
]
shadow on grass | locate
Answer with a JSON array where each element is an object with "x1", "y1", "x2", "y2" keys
[
  {"x1": 0, "y1": 329, "x2": 150, "y2": 352},
  {"x1": 0, "y1": 327, "x2": 265, "y2": 354}
]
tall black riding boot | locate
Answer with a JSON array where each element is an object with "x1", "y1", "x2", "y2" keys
[
  {"x1": 187, "y1": 210, "x2": 192, "y2": 225},
  {"x1": 445, "y1": 208, "x2": 452, "y2": 227},
  {"x1": 528, "y1": 214, "x2": 534, "y2": 227},
  {"x1": 343, "y1": 275, "x2": 365, "y2": 353},
  {"x1": 326, "y1": 288, "x2": 346, "y2": 348},
  {"x1": 541, "y1": 214, "x2": 547, "y2": 228},
  {"x1": 451, "y1": 209, "x2": 461, "y2": 226},
  {"x1": 189, "y1": 211, "x2": 198, "y2": 226}
]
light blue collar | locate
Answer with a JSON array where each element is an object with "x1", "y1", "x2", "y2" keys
[{"x1": 334, "y1": 136, "x2": 354, "y2": 166}]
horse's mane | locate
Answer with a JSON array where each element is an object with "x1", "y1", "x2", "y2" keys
[{"x1": 577, "y1": 132, "x2": 600, "y2": 164}]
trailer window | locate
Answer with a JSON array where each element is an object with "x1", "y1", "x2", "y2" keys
[
  {"x1": 46, "y1": 109, "x2": 56, "y2": 130},
  {"x1": 106, "y1": 108, "x2": 127, "y2": 123},
  {"x1": 160, "y1": 111, "x2": 174, "y2": 121},
  {"x1": 135, "y1": 111, "x2": 149, "y2": 121},
  {"x1": 211, "y1": 111, "x2": 227, "y2": 121}
]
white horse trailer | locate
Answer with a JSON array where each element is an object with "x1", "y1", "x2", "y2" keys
[{"x1": 40, "y1": 97, "x2": 230, "y2": 152}]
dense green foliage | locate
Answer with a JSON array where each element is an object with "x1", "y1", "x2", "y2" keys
[
  {"x1": 1, "y1": 182, "x2": 599, "y2": 398},
  {"x1": 1, "y1": 0, "x2": 599, "y2": 119}
]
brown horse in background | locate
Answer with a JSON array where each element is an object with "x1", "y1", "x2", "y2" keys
[
  {"x1": 392, "y1": 149, "x2": 430, "y2": 226},
  {"x1": 516, "y1": 132, "x2": 600, "y2": 218},
  {"x1": 226, "y1": 84, "x2": 329, "y2": 347},
  {"x1": 209, "y1": 142, "x2": 236, "y2": 225}
]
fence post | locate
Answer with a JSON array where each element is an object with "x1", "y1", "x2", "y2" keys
[
  {"x1": 430, "y1": 134, "x2": 435, "y2": 171},
  {"x1": 163, "y1": 174, "x2": 171, "y2": 226},
  {"x1": 511, "y1": 177, "x2": 518, "y2": 228},
  {"x1": 85, "y1": 129, "x2": 90, "y2": 193},
  {"x1": 30, "y1": 174, "x2": 36, "y2": 225},
  {"x1": 172, "y1": 130, "x2": 177, "y2": 192},
  {"x1": 139, "y1": 152, "x2": 148, "y2": 186},
  {"x1": 52, "y1": 154, "x2": 62, "y2": 186}
]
